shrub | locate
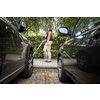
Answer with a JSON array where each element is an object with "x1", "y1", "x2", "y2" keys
[{"x1": 26, "y1": 35, "x2": 67, "y2": 59}]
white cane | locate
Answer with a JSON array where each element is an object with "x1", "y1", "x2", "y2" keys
[{"x1": 33, "y1": 43, "x2": 43, "y2": 56}]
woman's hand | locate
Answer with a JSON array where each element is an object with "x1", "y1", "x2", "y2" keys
[
  {"x1": 42, "y1": 39, "x2": 46, "y2": 43},
  {"x1": 42, "y1": 40, "x2": 44, "y2": 43}
]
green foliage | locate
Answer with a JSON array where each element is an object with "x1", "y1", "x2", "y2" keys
[
  {"x1": 62, "y1": 17, "x2": 78, "y2": 30},
  {"x1": 14, "y1": 17, "x2": 78, "y2": 36},
  {"x1": 14, "y1": 17, "x2": 55, "y2": 35},
  {"x1": 14, "y1": 17, "x2": 79, "y2": 58},
  {"x1": 25, "y1": 35, "x2": 67, "y2": 58}
]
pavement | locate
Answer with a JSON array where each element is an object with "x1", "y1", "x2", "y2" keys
[
  {"x1": 10, "y1": 70, "x2": 62, "y2": 84},
  {"x1": 10, "y1": 59, "x2": 63, "y2": 84},
  {"x1": 33, "y1": 59, "x2": 58, "y2": 69},
  {"x1": 10, "y1": 59, "x2": 73, "y2": 84}
]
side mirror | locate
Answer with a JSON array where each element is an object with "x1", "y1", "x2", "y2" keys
[
  {"x1": 58, "y1": 27, "x2": 69, "y2": 34},
  {"x1": 18, "y1": 19, "x2": 26, "y2": 32}
]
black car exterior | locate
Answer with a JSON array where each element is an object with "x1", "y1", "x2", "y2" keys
[
  {"x1": 57, "y1": 17, "x2": 100, "y2": 84},
  {"x1": 0, "y1": 17, "x2": 33, "y2": 83}
]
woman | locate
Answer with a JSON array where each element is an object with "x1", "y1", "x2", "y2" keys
[{"x1": 42, "y1": 23, "x2": 52, "y2": 62}]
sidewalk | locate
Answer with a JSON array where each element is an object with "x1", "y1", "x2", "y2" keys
[{"x1": 33, "y1": 59, "x2": 58, "y2": 69}]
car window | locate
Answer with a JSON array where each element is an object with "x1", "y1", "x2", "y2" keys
[
  {"x1": 73, "y1": 17, "x2": 100, "y2": 36},
  {"x1": 4, "y1": 17, "x2": 17, "y2": 28}
]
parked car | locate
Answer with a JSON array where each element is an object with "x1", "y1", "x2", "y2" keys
[
  {"x1": 0, "y1": 17, "x2": 33, "y2": 83},
  {"x1": 57, "y1": 17, "x2": 100, "y2": 84}
]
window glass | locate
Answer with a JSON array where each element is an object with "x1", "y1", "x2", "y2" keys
[
  {"x1": 74, "y1": 17, "x2": 100, "y2": 36},
  {"x1": 4, "y1": 17, "x2": 17, "y2": 28}
]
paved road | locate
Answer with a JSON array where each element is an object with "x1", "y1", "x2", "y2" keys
[
  {"x1": 10, "y1": 59, "x2": 73, "y2": 84},
  {"x1": 10, "y1": 70, "x2": 62, "y2": 84}
]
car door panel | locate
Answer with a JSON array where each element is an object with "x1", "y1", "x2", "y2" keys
[
  {"x1": 4, "y1": 18, "x2": 25, "y2": 67},
  {"x1": 61, "y1": 38, "x2": 77, "y2": 66},
  {"x1": 0, "y1": 18, "x2": 16, "y2": 80},
  {"x1": 73, "y1": 17, "x2": 100, "y2": 71},
  {"x1": 0, "y1": 18, "x2": 24, "y2": 81}
]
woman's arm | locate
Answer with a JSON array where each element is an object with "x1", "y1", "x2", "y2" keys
[
  {"x1": 42, "y1": 31, "x2": 51, "y2": 44},
  {"x1": 42, "y1": 39, "x2": 46, "y2": 43}
]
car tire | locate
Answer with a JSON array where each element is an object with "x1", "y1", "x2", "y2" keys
[
  {"x1": 76, "y1": 51, "x2": 93, "y2": 72},
  {"x1": 57, "y1": 56, "x2": 70, "y2": 83},
  {"x1": 20, "y1": 50, "x2": 33, "y2": 78}
]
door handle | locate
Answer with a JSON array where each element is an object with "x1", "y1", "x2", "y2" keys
[
  {"x1": 5, "y1": 26, "x2": 14, "y2": 34},
  {"x1": 74, "y1": 35, "x2": 83, "y2": 39}
]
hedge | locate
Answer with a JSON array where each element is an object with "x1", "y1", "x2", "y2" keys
[{"x1": 25, "y1": 35, "x2": 67, "y2": 59}]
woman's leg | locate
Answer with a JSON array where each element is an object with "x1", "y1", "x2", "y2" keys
[
  {"x1": 43, "y1": 43, "x2": 48, "y2": 60},
  {"x1": 47, "y1": 41, "x2": 52, "y2": 61}
]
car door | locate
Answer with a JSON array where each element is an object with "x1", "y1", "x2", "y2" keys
[
  {"x1": 61, "y1": 37, "x2": 75, "y2": 66},
  {"x1": 0, "y1": 17, "x2": 24, "y2": 82},
  {"x1": 0, "y1": 17, "x2": 17, "y2": 81},
  {"x1": 4, "y1": 17, "x2": 25, "y2": 70},
  {"x1": 0, "y1": 18, "x2": 4, "y2": 76},
  {"x1": 72, "y1": 17, "x2": 100, "y2": 70}
]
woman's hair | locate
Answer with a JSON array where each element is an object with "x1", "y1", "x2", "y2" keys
[{"x1": 47, "y1": 23, "x2": 52, "y2": 29}]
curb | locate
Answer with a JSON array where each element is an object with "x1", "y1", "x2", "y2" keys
[{"x1": 33, "y1": 67, "x2": 58, "y2": 70}]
